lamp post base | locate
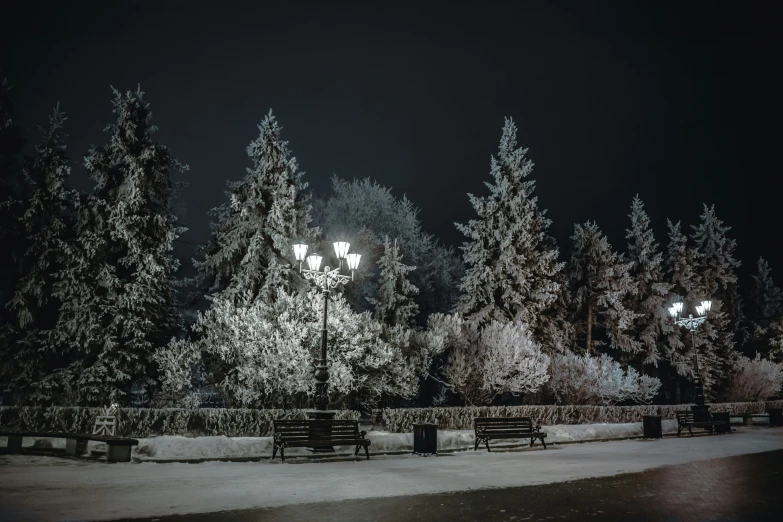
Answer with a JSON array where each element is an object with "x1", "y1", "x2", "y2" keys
[{"x1": 306, "y1": 410, "x2": 337, "y2": 453}]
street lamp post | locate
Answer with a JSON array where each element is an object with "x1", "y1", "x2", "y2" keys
[
  {"x1": 667, "y1": 300, "x2": 712, "y2": 411},
  {"x1": 292, "y1": 241, "x2": 361, "y2": 419}
]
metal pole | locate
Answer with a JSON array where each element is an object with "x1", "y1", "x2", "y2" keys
[
  {"x1": 313, "y1": 285, "x2": 330, "y2": 411},
  {"x1": 690, "y1": 328, "x2": 706, "y2": 409}
]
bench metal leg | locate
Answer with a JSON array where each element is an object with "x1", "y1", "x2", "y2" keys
[
  {"x1": 66, "y1": 438, "x2": 88, "y2": 456},
  {"x1": 280, "y1": 446, "x2": 286, "y2": 462},
  {"x1": 530, "y1": 437, "x2": 535, "y2": 448},
  {"x1": 485, "y1": 439, "x2": 491, "y2": 452},
  {"x1": 540, "y1": 437, "x2": 547, "y2": 450},
  {"x1": 107, "y1": 444, "x2": 132, "y2": 463},
  {"x1": 7, "y1": 434, "x2": 23, "y2": 453},
  {"x1": 364, "y1": 443, "x2": 370, "y2": 460},
  {"x1": 271, "y1": 444, "x2": 278, "y2": 461}
]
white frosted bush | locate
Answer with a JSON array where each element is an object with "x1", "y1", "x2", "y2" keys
[
  {"x1": 728, "y1": 354, "x2": 783, "y2": 402},
  {"x1": 546, "y1": 352, "x2": 660, "y2": 405}
]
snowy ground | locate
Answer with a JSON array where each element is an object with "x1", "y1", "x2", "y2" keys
[{"x1": 0, "y1": 426, "x2": 781, "y2": 521}]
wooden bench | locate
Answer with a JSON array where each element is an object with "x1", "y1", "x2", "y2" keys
[
  {"x1": 272, "y1": 419, "x2": 371, "y2": 462},
  {"x1": 0, "y1": 431, "x2": 139, "y2": 462},
  {"x1": 474, "y1": 417, "x2": 547, "y2": 452},
  {"x1": 675, "y1": 411, "x2": 728, "y2": 437}
]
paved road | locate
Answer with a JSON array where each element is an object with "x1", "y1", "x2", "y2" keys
[{"x1": 123, "y1": 449, "x2": 783, "y2": 522}]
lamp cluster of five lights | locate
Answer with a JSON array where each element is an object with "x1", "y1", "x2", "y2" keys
[
  {"x1": 292, "y1": 242, "x2": 361, "y2": 272},
  {"x1": 668, "y1": 300, "x2": 711, "y2": 318}
]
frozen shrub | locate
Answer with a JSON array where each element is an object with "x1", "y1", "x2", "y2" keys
[
  {"x1": 728, "y1": 354, "x2": 783, "y2": 402},
  {"x1": 546, "y1": 352, "x2": 660, "y2": 405}
]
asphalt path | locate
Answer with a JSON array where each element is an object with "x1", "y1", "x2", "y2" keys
[{"x1": 120, "y1": 449, "x2": 783, "y2": 522}]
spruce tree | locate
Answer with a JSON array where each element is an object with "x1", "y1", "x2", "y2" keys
[
  {"x1": 55, "y1": 87, "x2": 186, "y2": 404},
  {"x1": 747, "y1": 258, "x2": 783, "y2": 360},
  {"x1": 662, "y1": 220, "x2": 699, "y2": 380},
  {"x1": 456, "y1": 118, "x2": 563, "y2": 346},
  {"x1": 1, "y1": 107, "x2": 76, "y2": 402},
  {"x1": 568, "y1": 221, "x2": 639, "y2": 355},
  {"x1": 0, "y1": 77, "x2": 27, "y2": 345},
  {"x1": 197, "y1": 110, "x2": 315, "y2": 304},
  {"x1": 691, "y1": 204, "x2": 742, "y2": 328},
  {"x1": 624, "y1": 196, "x2": 672, "y2": 367},
  {"x1": 367, "y1": 237, "x2": 419, "y2": 328}
]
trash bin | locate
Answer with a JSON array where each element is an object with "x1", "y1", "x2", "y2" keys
[
  {"x1": 642, "y1": 415, "x2": 662, "y2": 439},
  {"x1": 711, "y1": 411, "x2": 731, "y2": 434},
  {"x1": 768, "y1": 408, "x2": 783, "y2": 428},
  {"x1": 413, "y1": 423, "x2": 438, "y2": 455}
]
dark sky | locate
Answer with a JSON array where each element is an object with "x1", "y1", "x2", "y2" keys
[{"x1": 2, "y1": 1, "x2": 782, "y2": 285}]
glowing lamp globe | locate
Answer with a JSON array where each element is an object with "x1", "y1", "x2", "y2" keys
[
  {"x1": 701, "y1": 300, "x2": 712, "y2": 313},
  {"x1": 346, "y1": 253, "x2": 361, "y2": 271},
  {"x1": 292, "y1": 244, "x2": 308, "y2": 262},
  {"x1": 306, "y1": 254, "x2": 323, "y2": 272},
  {"x1": 333, "y1": 241, "x2": 350, "y2": 259}
]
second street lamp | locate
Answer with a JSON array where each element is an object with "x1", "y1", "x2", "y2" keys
[
  {"x1": 667, "y1": 299, "x2": 712, "y2": 411},
  {"x1": 292, "y1": 241, "x2": 361, "y2": 419}
]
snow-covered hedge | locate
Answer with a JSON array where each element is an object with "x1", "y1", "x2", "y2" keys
[
  {"x1": 0, "y1": 407, "x2": 359, "y2": 437},
  {"x1": 379, "y1": 400, "x2": 783, "y2": 432}
]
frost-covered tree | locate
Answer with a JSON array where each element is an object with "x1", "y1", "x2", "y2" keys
[
  {"x1": 0, "y1": 77, "x2": 27, "y2": 347},
  {"x1": 367, "y1": 237, "x2": 419, "y2": 327},
  {"x1": 746, "y1": 258, "x2": 783, "y2": 360},
  {"x1": 568, "y1": 221, "x2": 639, "y2": 355},
  {"x1": 546, "y1": 352, "x2": 661, "y2": 405},
  {"x1": 727, "y1": 354, "x2": 783, "y2": 402},
  {"x1": 691, "y1": 205, "x2": 742, "y2": 329},
  {"x1": 316, "y1": 176, "x2": 461, "y2": 320},
  {"x1": 435, "y1": 315, "x2": 550, "y2": 405},
  {"x1": 53, "y1": 87, "x2": 187, "y2": 405},
  {"x1": 689, "y1": 205, "x2": 740, "y2": 396},
  {"x1": 196, "y1": 110, "x2": 315, "y2": 304},
  {"x1": 154, "y1": 289, "x2": 432, "y2": 409},
  {"x1": 624, "y1": 196, "x2": 672, "y2": 368},
  {"x1": 455, "y1": 118, "x2": 563, "y2": 348},
  {"x1": 662, "y1": 220, "x2": 699, "y2": 380},
  {"x1": 1, "y1": 107, "x2": 77, "y2": 402}
]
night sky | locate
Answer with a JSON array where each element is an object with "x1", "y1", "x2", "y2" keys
[{"x1": 2, "y1": 1, "x2": 781, "y2": 283}]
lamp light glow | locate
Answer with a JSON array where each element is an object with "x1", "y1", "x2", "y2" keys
[
  {"x1": 701, "y1": 300, "x2": 712, "y2": 313},
  {"x1": 333, "y1": 241, "x2": 350, "y2": 259},
  {"x1": 696, "y1": 305, "x2": 705, "y2": 316},
  {"x1": 668, "y1": 307, "x2": 678, "y2": 318},
  {"x1": 292, "y1": 244, "x2": 308, "y2": 262},
  {"x1": 346, "y1": 253, "x2": 361, "y2": 271},
  {"x1": 673, "y1": 302, "x2": 684, "y2": 314},
  {"x1": 306, "y1": 254, "x2": 323, "y2": 272}
]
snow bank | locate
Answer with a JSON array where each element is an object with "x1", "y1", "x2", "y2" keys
[{"x1": 128, "y1": 420, "x2": 679, "y2": 461}]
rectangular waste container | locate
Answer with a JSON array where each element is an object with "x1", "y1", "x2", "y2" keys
[{"x1": 413, "y1": 423, "x2": 438, "y2": 455}]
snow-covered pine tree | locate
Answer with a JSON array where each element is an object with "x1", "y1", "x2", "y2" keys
[
  {"x1": 55, "y1": 87, "x2": 187, "y2": 405},
  {"x1": 568, "y1": 221, "x2": 639, "y2": 355},
  {"x1": 1, "y1": 107, "x2": 77, "y2": 403},
  {"x1": 689, "y1": 204, "x2": 740, "y2": 397},
  {"x1": 455, "y1": 118, "x2": 563, "y2": 347},
  {"x1": 662, "y1": 220, "x2": 699, "y2": 385},
  {"x1": 624, "y1": 196, "x2": 672, "y2": 368},
  {"x1": 196, "y1": 110, "x2": 315, "y2": 304},
  {"x1": 691, "y1": 204, "x2": 742, "y2": 329},
  {"x1": 367, "y1": 236, "x2": 419, "y2": 328},
  {"x1": 0, "y1": 77, "x2": 27, "y2": 350},
  {"x1": 747, "y1": 258, "x2": 783, "y2": 360}
]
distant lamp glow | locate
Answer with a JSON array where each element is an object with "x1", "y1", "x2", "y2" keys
[
  {"x1": 701, "y1": 300, "x2": 712, "y2": 313},
  {"x1": 696, "y1": 305, "x2": 705, "y2": 316},
  {"x1": 306, "y1": 254, "x2": 323, "y2": 272},
  {"x1": 333, "y1": 241, "x2": 350, "y2": 259},
  {"x1": 673, "y1": 302, "x2": 684, "y2": 314},
  {"x1": 346, "y1": 253, "x2": 361, "y2": 270},
  {"x1": 668, "y1": 306, "x2": 678, "y2": 318},
  {"x1": 292, "y1": 244, "x2": 308, "y2": 262}
]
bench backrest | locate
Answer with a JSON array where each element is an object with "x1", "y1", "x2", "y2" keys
[
  {"x1": 675, "y1": 411, "x2": 694, "y2": 423},
  {"x1": 475, "y1": 417, "x2": 536, "y2": 433},
  {"x1": 273, "y1": 419, "x2": 361, "y2": 442}
]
